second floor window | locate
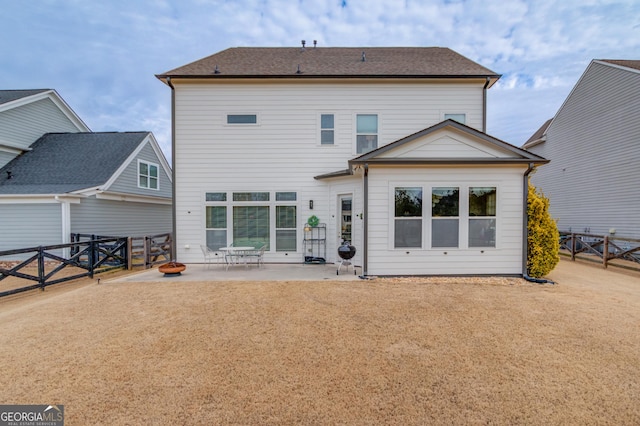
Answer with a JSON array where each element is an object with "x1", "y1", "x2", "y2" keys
[
  {"x1": 444, "y1": 113, "x2": 466, "y2": 124},
  {"x1": 227, "y1": 114, "x2": 257, "y2": 124},
  {"x1": 320, "y1": 114, "x2": 334, "y2": 145},
  {"x1": 138, "y1": 160, "x2": 159, "y2": 190},
  {"x1": 356, "y1": 114, "x2": 378, "y2": 154}
]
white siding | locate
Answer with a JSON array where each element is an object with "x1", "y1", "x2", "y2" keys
[
  {"x1": 173, "y1": 80, "x2": 485, "y2": 263},
  {"x1": 108, "y1": 142, "x2": 172, "y2": 199},
  {"x1": 0, "y1": 203, "x2": 62, "y2": 259},
  {"x1": 70, "y1": 197, "x2": 171, "y2": 237},
  {"x1": 0, "y1": 98, "x2": 82, "y2": 151},
  {"x1": 529, "y1": 62, "x2": 640, "y2": 238},
  {"x1": 367, "y1": 165, "x2": 525, "y2": 275}
]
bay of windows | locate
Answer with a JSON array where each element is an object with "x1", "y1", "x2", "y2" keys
[
  {"x1": 205, "y1": 191, "x2": 297, "y2": 252},
  {"x1": 393, "y1": 185, "x2": 497, "y2": 249}
]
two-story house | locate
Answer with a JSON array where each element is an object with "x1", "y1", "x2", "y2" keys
[
  {"x1": 157, "y1": 46, "x2": 546, "y2": 276},
  {"x1": 524, "y1": 59, "x2": 640, "y2": 240}
]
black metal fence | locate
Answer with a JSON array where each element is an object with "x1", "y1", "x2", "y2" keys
[
  {"x1": 559, "y1": 231, "x2": 640, "y2": 270},
  {"x1": 0, "y1": 236, "x2": 128, "y2": 297}
]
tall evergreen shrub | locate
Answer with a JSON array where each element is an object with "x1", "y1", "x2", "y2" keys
[{"x1": 527, "y1": 182, "x2": 560, "y2": 277}]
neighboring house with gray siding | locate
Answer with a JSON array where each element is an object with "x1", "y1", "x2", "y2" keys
[
  {"x1": 0, "y1": 89, "x2": 90, "y2": 168},
  {"x1": 0, "y1": 132, "x2": 172, "y2": 258},
  {"x1": 523, "y1": 59, "x2": 640, "y2": 239}
]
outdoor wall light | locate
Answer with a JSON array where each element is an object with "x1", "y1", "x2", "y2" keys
[{"x1": 309, "y1": 200, "x2": 314, "y2": 209}]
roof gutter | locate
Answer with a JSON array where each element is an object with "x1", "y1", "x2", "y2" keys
[
  {"x1": 167, "y1": 77, "x2": 177, "y2": 260},
  {"x1": 482, "y1": 77, "x2": 490, "y2": 133},
  {"x1": 522, "y1": 163, "x2": 555, "y2": 284}
]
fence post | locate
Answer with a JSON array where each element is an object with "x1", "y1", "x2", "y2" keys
[
  {"x1": 38, "y1": 246, "x2": 46, "y2": 291},
  {"x1": 127, "y1": 237, "x2": 133, "y2": 270},
  {"x1": 144, "y1": 236, "x2": 150, "y2": 269},
  {"x1": 603, "y1": 236, "x2": 609, "y2": 269},
  {"x1": 88, "y1": 239, "x2": 95, "y2": 279},
  {"x1": 571, "y1": 233, "x2": 576, "y2": 261}
]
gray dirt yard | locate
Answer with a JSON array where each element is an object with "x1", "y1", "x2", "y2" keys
[{"x1": 0, "y1": 258, "x2": 639, "y2": 425}]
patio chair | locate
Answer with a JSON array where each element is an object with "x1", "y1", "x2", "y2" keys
[
  {"x1": 200, "y1": 245, "x2": 223, "y2": 268},
  {"x1": 245, "y1": 244, "x2": 267, "y2": 267}
]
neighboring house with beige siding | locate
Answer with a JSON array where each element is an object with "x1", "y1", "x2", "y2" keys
[
  {"x1": 0, "y1": 91, "x2": 172, "y2": 259},
  {"x1": 524, "y1": 59, "x2": 640, "y2": 239},
  {"x1": 157, "y1": 45, "x2": 547, "y2": 276}
]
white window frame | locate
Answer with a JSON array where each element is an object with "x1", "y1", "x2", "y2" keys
[
  {"x1": 204, "y1": 191, "x2": 299, "y2": 253},
  {"x1": 225, "y1": 113, "x2": 259, "y2": 126},
  {"x1": 319, "y1": 113, "x2": 335, "y2": 146},
  {"x1": 137, "y1": 160, "x2": 159, "y2": 190},
  {"x1": 355, "y1": 113, "x2": 379, "y2": 154},
  {"x1": 389, "y1": 183, "x2": 499, "y2": 251}
]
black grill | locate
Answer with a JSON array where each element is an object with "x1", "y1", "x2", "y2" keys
[{"x1": 338, "y1": 241, "x2": 356, "y2": 260}]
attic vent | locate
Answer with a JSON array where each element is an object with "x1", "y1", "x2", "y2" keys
[
  {"x1": 6, "y1": 171, "x2": 12, "y2": 180},
  {"x1": 361, "y1": 51, "x2": 366, "y2": 62},
  {"x1": 214, "y1": 65, "x2": 221, "y2": 74},
  {"x1": 301, "y1": 40, "x2": 306, "y2": 49},
  {"x1": 313, "y1": 40, "x2": 317, "y2": 48},
  {"x1": 296, "y1": 64, "x2": 302, "y2": 74}
]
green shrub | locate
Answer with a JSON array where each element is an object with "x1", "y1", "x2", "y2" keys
[{"x1": 527, "y1": 182, "x2": 560, "y2": 277}]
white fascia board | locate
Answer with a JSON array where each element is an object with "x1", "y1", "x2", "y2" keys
[
  {"x1": 96, "y1": 190, "x2": 172, "y2": 205},
  {"x1": 0, "y1": 144, "x2": 27, "y2": 154},
  {"x1": 0, "y1": 194, "x2": 82, "y2": 204}
]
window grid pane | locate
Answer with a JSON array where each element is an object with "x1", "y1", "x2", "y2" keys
[
  {"x1": 432, "y1": 218, "x2": 459, "y2": 248},
  {"x1": 469, "y1": 218, "x2": 496, "y2": 247},
  {"x1": 395, "y1": 219, "x2": 422, "y2": 248},
  {"x1": 432, "y1": 187, "x2": 459, "y2": 217},
  {"x1": 227, "y1": 114, "x2": 257, "y2": 124}
]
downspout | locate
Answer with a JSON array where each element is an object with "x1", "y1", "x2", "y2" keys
[
  {"x1": 167, "y1": 77, "x2": 177, "y2": 261},
  {"x1": 482, "y1": 77, "x2": 490, "y2": 133},
  {"x1": 522, "y1": 163, "x2": 555, "y2": 284},
  {"x1": 361, "y1": 163, "x2": 369, "y2": 278}
]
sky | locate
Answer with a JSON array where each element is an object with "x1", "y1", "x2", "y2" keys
[{"x1": 2, "y1": 0, "x2": 639, "y2": 163}]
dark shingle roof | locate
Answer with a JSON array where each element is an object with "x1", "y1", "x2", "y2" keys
[
  {"x1": 0, "y1": 89, "x2": 50, "y2": 105},
  {"x1": 0, "y1": 132, "x2": 149, "y2": 194},
  {"x1": 157, "y1": 47, "x2": 500, "y2": 83},
  {"x1": 600, "y1": 60, "x2": 640, "y2": 71},
  {"x1": 523, "y1": 118, "x2": 553, "y2": 147}
]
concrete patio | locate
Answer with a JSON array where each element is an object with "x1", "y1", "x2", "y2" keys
[{"x1": 108, "y1": 262, "x2": 363, "y2": 283}]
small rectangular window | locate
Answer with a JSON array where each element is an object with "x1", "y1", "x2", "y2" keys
[
  {"x1": 356, "y1": 114, "x2": 378, "y2": 154},
  {"x1": 227, "y1": 114, "x2": 257, "y2": 124},
  {"x1": 320, "y1": 114, "x2": 334, "y2": 145},
  {"x1": 233, "y1": 192, "x2": 269, "y2": 201},
  {"x1": 138, "y1": 160, "x2": 159, "y2": 190},
  {"x1": 276, "y1": 192, "x2": 297, "y2": 201},
  {"x1": 444, "y1": 113, "x2": 466, "y2": 124},
  {"x1": 205, "y1": 192, "x2": 227, "y2": 202}
]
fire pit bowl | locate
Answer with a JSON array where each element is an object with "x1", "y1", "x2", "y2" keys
[{"x1": 158, "y1": 262, "x2": 186, "y2": 277}]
